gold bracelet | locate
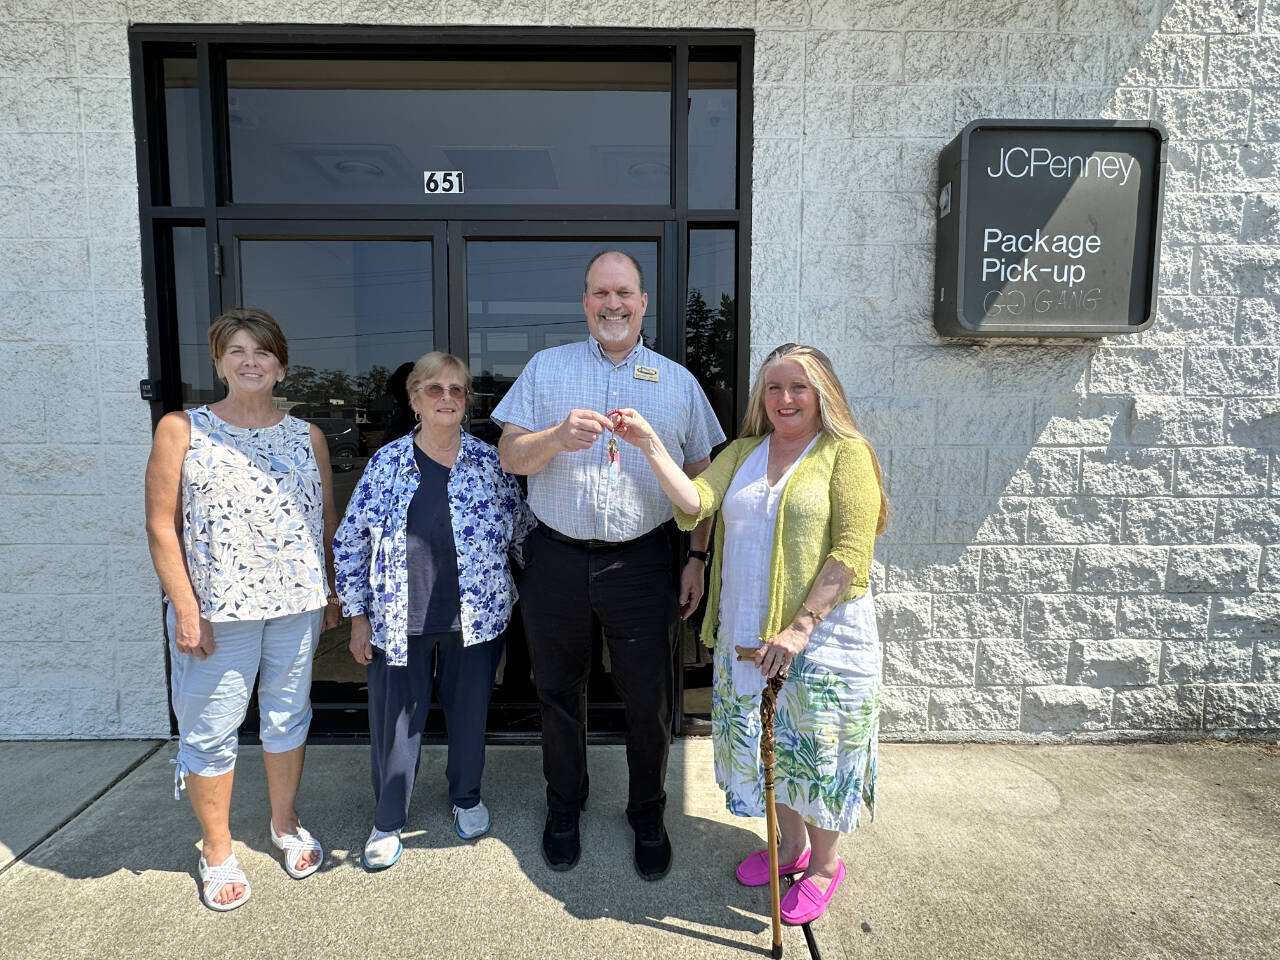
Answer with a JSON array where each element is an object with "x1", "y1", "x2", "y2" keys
[{"x1": 801, "y1": 605, "x2": 824, "y2": 623}]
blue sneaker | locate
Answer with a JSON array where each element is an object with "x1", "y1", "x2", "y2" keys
[
  {"x1": 453, "y1": 800, "x2": 491, "y2": 840},
  {"x1": 363, "y1": 826, "x2": 401, "y2": 870}
]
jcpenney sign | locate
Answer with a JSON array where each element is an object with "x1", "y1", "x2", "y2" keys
[
  {"x1": 985, "y1": 146, "x2": 1138, "y2": 186},
  {"x1": 933, "y1": 120, "x2": 1167, "y2": 338}
]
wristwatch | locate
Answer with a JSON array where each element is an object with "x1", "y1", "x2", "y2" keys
[{"x1": 686, "y1": 549, "x2": 710, "y2": 563}]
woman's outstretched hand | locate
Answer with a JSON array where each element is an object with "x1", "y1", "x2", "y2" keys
[{"x1": 606, "y1": 408, "x2": 658, "y2": 449}]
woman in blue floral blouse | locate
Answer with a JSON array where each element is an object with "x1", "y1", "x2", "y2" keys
[{"x1": 334, "y1": 351, "x2": 534, "y2": 870}]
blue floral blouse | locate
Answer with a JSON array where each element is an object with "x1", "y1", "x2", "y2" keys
[{"x1": 333, "y1": 430, "x2": 535, "y2": 666}]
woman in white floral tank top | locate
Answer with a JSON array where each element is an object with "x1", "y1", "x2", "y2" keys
[{"x1": 145, "y1": 308, "x2": 340, "y2": 912}]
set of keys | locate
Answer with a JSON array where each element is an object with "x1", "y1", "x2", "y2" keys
[{"x1": 605, "y1": 409, "x2": 623, "y2": 474}]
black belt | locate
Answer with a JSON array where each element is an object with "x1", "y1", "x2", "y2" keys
[{"x1": 538, "y1": 521, "x2": 665, "y2": 551}]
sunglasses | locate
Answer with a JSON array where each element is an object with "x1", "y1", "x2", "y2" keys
[{"x1": 416, "y1": 383, "x2": 466, "y2": 399}]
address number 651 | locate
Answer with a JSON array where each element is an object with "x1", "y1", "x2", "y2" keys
[{"x1": 423, "y1": 171, "x2": 465, "y2": 194}]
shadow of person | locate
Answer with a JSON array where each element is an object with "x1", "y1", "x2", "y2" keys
[
  {"x1": 457, "y1": 742, "x2": 774, "y2": 944},
  {"x1": 10, "y1": 742, "x2": 778, "y2": 955}
]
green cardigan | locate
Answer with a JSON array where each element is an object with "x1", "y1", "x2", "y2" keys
[{"x1": 675, "y1": 432, "x2": 881, "y2": 649}]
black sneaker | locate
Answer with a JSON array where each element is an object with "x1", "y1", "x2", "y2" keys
[
  {"x1": 633, "y1": 818, "x2": 672, "y2": 881},
  {"x1": 542, "y1": 809, "x2": 580, "y2": 871}
]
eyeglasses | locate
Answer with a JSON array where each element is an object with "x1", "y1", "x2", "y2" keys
[{"x1": 416, "y1": 383, "x2": 466, "y2": 399}]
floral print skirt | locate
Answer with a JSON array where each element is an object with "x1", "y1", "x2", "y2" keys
[{"x1": 711, "y1": 636, "x2": 879, "y2": 834}]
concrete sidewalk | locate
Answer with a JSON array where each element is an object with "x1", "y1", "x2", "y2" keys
[{"x1": 0, "y1": 740, "x2": 1277, "y2": 960}]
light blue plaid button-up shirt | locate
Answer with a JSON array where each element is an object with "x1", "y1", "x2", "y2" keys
[{"x1": 491, "y1": 337, "x2": 725, "y2": 541}]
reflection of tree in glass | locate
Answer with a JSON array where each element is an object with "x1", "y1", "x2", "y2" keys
[
  {"x1": 279, "y1": 363, "x2": 391, "y2": 412},
  {"x1": 685, "y1": 288, "x2": 734, "y2": 393}
]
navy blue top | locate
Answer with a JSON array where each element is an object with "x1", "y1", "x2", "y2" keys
[{"x1": 405, "y1": 443, "x2": 461, "y2": 635}]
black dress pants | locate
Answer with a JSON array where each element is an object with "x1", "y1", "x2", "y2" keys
[{"x1": 520, "y1": 524, "x2": 678, "y2": 826}]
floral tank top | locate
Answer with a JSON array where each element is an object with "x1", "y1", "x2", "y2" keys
[{"x1": 180, "y1": 406, "x2": 327, "y2": 621}]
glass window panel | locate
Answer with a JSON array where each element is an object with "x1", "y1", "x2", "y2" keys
[
  {"x1": 466, "y1": 240, "x2": 659, "y2": 446},
  {"x1": 226, "y1": 59, "x2": 672, "y2": 205},
  {"x1": 235, "y1": 237, "x2": 434, "y2": 690},
  {"x1": 236, "y1": 238, "x2": 434, "y2": 458},
  {"x1": 688, "y1": 59, "x2": 738, "y2": 210},
  {"x1": 686, "y1": 228, "x2": 736, "y2": 437},
  {"x1": 163, "y1": 57, "x2": 203, "y2": 206},
  {"x1": 172, "y1": 226, "x2": 214, "y2": 407}
]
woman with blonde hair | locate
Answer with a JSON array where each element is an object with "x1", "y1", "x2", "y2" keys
[
  {"x1": 334, "y1": 351, "x2": 534, "y2": 870},
  {"x1": 610, "y1": 342, "x2": 886, "y2": 925}
]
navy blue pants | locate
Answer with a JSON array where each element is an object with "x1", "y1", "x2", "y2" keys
[{"x1": 366, "y1": 631, "x2": 500, "y2": 832}]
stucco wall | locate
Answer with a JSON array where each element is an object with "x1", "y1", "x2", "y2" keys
[{"x1": 1, "y1": 0, "x2": 1277, "y2": 738}]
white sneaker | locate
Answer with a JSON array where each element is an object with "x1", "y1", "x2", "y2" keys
[
  {"x1": 362, "y1": 826, "x2": 402, "y2": 870},
  {"x1": 453, "y1": 800, "x2": 491, "y2": 840}
]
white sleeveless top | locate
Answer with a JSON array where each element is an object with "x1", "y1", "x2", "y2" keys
[
  {"x1": 718, "y1": 435, "x2": 880, "y2": 677},
  {"x1": 180, "y1": 406, "x2": 327, "y2": 621},
  {"x1": 718, "y1": 436, "x2": 816, "y2": 653}
]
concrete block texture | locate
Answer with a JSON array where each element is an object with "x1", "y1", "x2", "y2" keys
[
  {"x1": 1021, "y1": 685, "x2": 1112, "y2": 732},
  {"x1": 1160, "y1": 638, "x2": 1255, "y2": 683},
  {"x1": 3, "y1": 0, "x2": 1280, "y2": 739},
  {"x1": 1111, "y1": 684, "x2": 1205, "y2": 729},
  {"x1": 1069, "y1": 638, "x2": 1162, "y2": 686},
  {"x1": 975, "y1": 640, "x2": 1070, "y2": 685},
  {"x1": 929, "y1": 686, "x2": 1021, "y2": 730},
  {"x1": 1204, "y1": 684, "x2": 1280, "y2": 729}
]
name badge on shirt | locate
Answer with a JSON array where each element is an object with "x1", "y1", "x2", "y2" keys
[{"x1": 634, "y1": 364, "x2": 660, "y2": 382}]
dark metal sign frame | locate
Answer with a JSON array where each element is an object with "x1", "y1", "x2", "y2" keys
[{"x1": 933, "y1": 118, "x2": 1167, "y2": 338}]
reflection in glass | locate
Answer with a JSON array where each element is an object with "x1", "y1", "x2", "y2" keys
[
  {"x1": 173, "y1": 226, "x2": 213, "y2": 407},
  {"x1": 236, "y1": 237, "x2": 434, "y2": 691},
  {"x1": 226, "y1": 59, "x2": 672, "y2": 205},
  {"x1": 465, "y1": 240, "x2": 659, "y2": 446},
  {"x1": 163, "y1": 58, "x2": 202, "y2": 206},
  {"x1": 688, "y1": 59, "x2": 738, "y2": 210},
  {"x1": 686, "y1": 229, "x2": 736, "y2": 439},
  {"x1": 238, "y1": 239, "x2": 433, "y2": 461}
]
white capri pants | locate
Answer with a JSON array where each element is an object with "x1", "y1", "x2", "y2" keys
[{"x1": 167, "y1": 605, "x2": 323, "y2": 793}]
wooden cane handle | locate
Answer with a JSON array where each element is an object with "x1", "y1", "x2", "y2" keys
[{"x1": 735, "y1": 645, "x2": 791, "y2": 682}]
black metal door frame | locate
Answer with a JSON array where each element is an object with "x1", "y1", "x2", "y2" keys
[{"x1": 214, "y1": 217, "x2": 689, "y2": 738}]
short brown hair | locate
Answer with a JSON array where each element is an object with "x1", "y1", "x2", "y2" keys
[
  {"x1": 208, "y1": 307, "x2": 289, "y2": 372},
  {"x1": 406, "y1": 351, "x2": 471, "y2": 403}
]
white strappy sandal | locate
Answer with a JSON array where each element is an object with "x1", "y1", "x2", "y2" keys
[
  {"x1": 269, "y1": 822, "x2": 324, "y2": 879},
  {"x1": 198, "y1": 852, "x2": 251, "y2": 912}
]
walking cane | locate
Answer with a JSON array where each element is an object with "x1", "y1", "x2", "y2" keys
[
  {"x1": 737, "y1": 646, "x2": 788, "y2": 959},
  {"x1": 736, "y1": 646, "x2": 822, "y2": 960}
]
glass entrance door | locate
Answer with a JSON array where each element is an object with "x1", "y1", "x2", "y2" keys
[
  {"x1": 218, "y1": 220, "x2": 446, "y2": 732},
  {"x1": 217, "y1": 219, "x2": 684, "y2": 736},
  {"x1": 455, "y1": 226, "x2": 670, "y2": 733}
]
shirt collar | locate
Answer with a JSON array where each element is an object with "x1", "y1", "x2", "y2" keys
[{"x1": 587, "y1": 335, "x2": 644, "y2": 367}]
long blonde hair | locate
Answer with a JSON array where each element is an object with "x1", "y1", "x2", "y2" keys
[{"x1": 741, "y1": 343, "x2": 889, "y2": 535}]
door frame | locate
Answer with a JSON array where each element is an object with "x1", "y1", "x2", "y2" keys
[
  {"x1": 212, "y1": 217, "x2": 694, "y2": 737},
  {"x1": 131, "y1": 26, "x2": 755, "y2": 739}
]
